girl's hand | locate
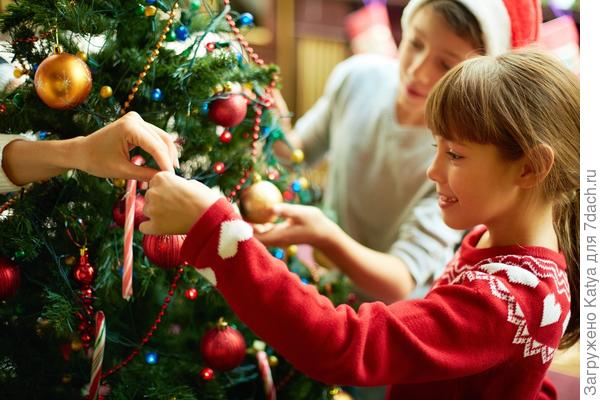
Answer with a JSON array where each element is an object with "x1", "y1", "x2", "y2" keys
[
  {"x1": 254, "y1": 203, "x2": 338, "y2": 248},
  {"x1": 139, "y1": 172, "x2": 220, "y2": 235}
]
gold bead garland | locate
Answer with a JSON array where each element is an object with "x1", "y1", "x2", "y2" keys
[{"x1": 121, "y1": 2, "x2": 180, "y2": 115}]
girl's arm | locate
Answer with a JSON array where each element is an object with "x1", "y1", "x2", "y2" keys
[
  {"x1": 178, "y1": 198, "x2": 514, "y2": 386},
  {"x1": 140, "y1": 174, "x2": 516, "y2": 386}
]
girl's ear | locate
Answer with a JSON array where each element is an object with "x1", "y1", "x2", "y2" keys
[{"x1": 517, "y1": 144, "x2": 555, "y2": 189}]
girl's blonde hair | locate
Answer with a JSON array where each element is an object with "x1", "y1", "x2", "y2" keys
[{"x1": 426, "y1": 49, "x2": 580, "y2": 348}]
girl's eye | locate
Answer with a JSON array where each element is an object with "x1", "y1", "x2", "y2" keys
[{"x1": 446, "y1": 150, "x2": 463, "y2": 160}]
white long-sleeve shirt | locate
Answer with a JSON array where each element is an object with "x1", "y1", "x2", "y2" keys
[{"x1": 295, "y1": 54, "x2": 463, "y2": 293}]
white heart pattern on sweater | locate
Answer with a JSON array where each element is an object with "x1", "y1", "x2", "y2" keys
[
  {"x1": 218, "y1": 219, "x2": 253, "y2": 259},
  {"x1": 480, "y1": 263, "x2": 540, "y2": 288},
  {"x1": 540, "y1": 293, "x2": 562, "y2": 327}
]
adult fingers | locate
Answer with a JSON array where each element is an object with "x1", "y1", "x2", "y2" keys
[
  {"x1": 144, "y1": 121, "x2": 180, "y2": 169},
  {"x1": 118, "y1": 164, "x2": 160, "y2": 181},
  {"x1": 125, "y1": 122, "x2": 174, "y2": 174}
]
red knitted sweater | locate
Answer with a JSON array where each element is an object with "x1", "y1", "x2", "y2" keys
[{"x1": 181, "y1": 199, "x2": 571, "y2": 399}]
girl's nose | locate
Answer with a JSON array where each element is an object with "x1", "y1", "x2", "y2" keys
[{"x1": 427, "y1": 151, "x2": 444, "y2": 183}]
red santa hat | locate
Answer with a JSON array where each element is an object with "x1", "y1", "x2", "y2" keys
[{"x1": 401, "y1": 0, "x2": 542, "y2": 56}]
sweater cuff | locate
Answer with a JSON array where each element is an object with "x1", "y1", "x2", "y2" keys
[
  {"x1": 181, "y1": 197, "x2": 242, "y2": 273},
  {"x1": 0, "y1": 134, "x2": 26, "y2": 193}
]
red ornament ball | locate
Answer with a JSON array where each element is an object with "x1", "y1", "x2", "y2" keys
[
  {"x1": 185, "y1": 287, "x2": 198, "y2": 300},
  {"x1": 113, "y1": 194, "x2": 146, "y2": 229},
  {"x1": 208, "y1": 94, "x2": 248, "y2": 127},
  {"x1": 219, "y1": 130, "x2": 233, "y2": 144},
  {"x1": 142, "y1": 234, "x2": 186, "y2": 269},
  {"x1": 200, "y1": 367, "x2": 214, "y2": 381},
  {"x1": 74, "y1": 263, "x2": 95, "y2": 285},
  {"x1": 0, "y1": 257, "x2": 20, "y2": 300},
  {"x1": 200, "y1": 319, "x2": 247, "y2": 371},
  {"x1": 212, "y1": 162, "x2": 226, "y2": 174}
]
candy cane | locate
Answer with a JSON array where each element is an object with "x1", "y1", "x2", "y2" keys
[
  {"x1": 87, "y1": 311, "x2": 106, "y2": 400},
  {"x1": 257, "y1": 350, "x2": 276, "y2": 400},
  {"x1": 122, "y1": 155, "x2": 145, "y2": 300}
]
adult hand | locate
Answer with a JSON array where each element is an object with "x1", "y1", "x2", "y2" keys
[
  {"x1": 140, "y1": 172, "x2": 221, "y2": 235},
  {"x1": 73, "y1": 112, "x2": 179, "y2": 181},
  {"x1": 254, "y1": 203, "x2": 338, "y2": 248}
]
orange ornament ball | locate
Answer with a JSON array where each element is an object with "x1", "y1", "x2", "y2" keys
[
  {"x1": 34, "y1": 51, "x2": 92, "y2": 109},
  {"x1": 239, "y1": 180, "x2": 283, "y2": 224}
]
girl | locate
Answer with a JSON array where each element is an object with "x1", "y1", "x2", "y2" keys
[
  {"x1": 271, "y1": 0, "x2": 542, "y2": 302},
  {"x1": 140, "y1": 49, "x2": 579, "y2": 399}
]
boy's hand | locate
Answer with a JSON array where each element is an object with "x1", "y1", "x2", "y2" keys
[
  {"x1": 253, "y1": 203, "x2": 337, "y2": 248},
  {"x1": 140, "y1": 172, "x2": 220, "y2": 235}
]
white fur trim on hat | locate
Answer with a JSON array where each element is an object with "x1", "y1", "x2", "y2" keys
[{"x1": 401, "y1": 0, "x2": 512, "y2": 56}]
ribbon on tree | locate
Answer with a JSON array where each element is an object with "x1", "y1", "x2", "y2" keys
[
  {"x1": 87, "y1": 311, "x2": 106, "y2": 400},
  {"x1": 122, "y1": 155, "x2": 145, "y2": 300}
]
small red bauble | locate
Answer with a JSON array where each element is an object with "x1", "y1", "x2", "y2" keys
[
  {"x1": 200, "y1": 367, "x2": 214, "y2": 380},
  {"x1": 219, "y1": 130, "x2": 233, "y2": 143},
  {"x1": 200, "y1": 319, "x2": 246, "y2": 371},
  {"x1": 0, "y1": 257, "x2": 20, "y2": 300},
  {"x1": 185, "y1": 288, "x2": 198, "y2": 300},
  {"x1": 208, "y1": 94, "x2": 248, "y2": 127},
  {"x1": 74, "y1": 264, "x2": 95, "y2": 284},
  {"x1": 112, "y1": 194, "x2": 146, "y2": 229},
  {"x1": 142, "y1": 234, "x2": 186, "y2": 269},
  {"x1": 212, "y1": 162, "x2": 226, "y2": 174}
]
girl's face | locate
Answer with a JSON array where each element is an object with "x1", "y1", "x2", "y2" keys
[
  {"x1": 397, "y1": 5, "x2": 479, "y2": 115},
  {"x1": 426, "y1": 135, "x2": 525, "y2": 230}
]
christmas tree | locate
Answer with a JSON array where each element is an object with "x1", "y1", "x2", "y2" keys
[{"x1": 0, "y1": 0, "x2": 352, "y2": 398}]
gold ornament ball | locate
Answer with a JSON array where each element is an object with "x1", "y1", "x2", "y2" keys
[
  {"x1": 268, "y1": 355, "x2": 279, "y2": 367},
  {"x1": 112, "y1": 178, "x2": 126, "y2": 188},
  {"x1": 332, "y1": 391, "x2": 354, "y2": 400},
  {"x1": 145, "y1": 5, "x2": 157, "y2": 16},
  {"x1": 240, "y1": 180, "x2": 283, "y2": 224},
  {"x1": 34, "y1": 52, "x2": 92, "y2": 109},
  {"x1": 13, "y1": 68, "x2": 26, "y2": 79},
  {"x1": 287, "y1": 245, "x2": 298, "y2": 257},
  {"x1": 298, "y1": 177, "x2": 309, "y2": 189},
  {"x1": 291, "y1": 149, "x2": 305, "y2": 164},
  {"x1": 100, "y1": 85, "x2": 113, "y2": 99},
  {"x1": 71, "y1": 339, "x2": 83, "y2": 351},
  {"x1": 64, "y1": 255, "x2": 77, "y2": 266},
  {"x1": 61, "y1": 374, "x2": 72, "y2": 384},
  {"x1": 76, "y1": 51, "x2": 88, "y2": 62}
]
